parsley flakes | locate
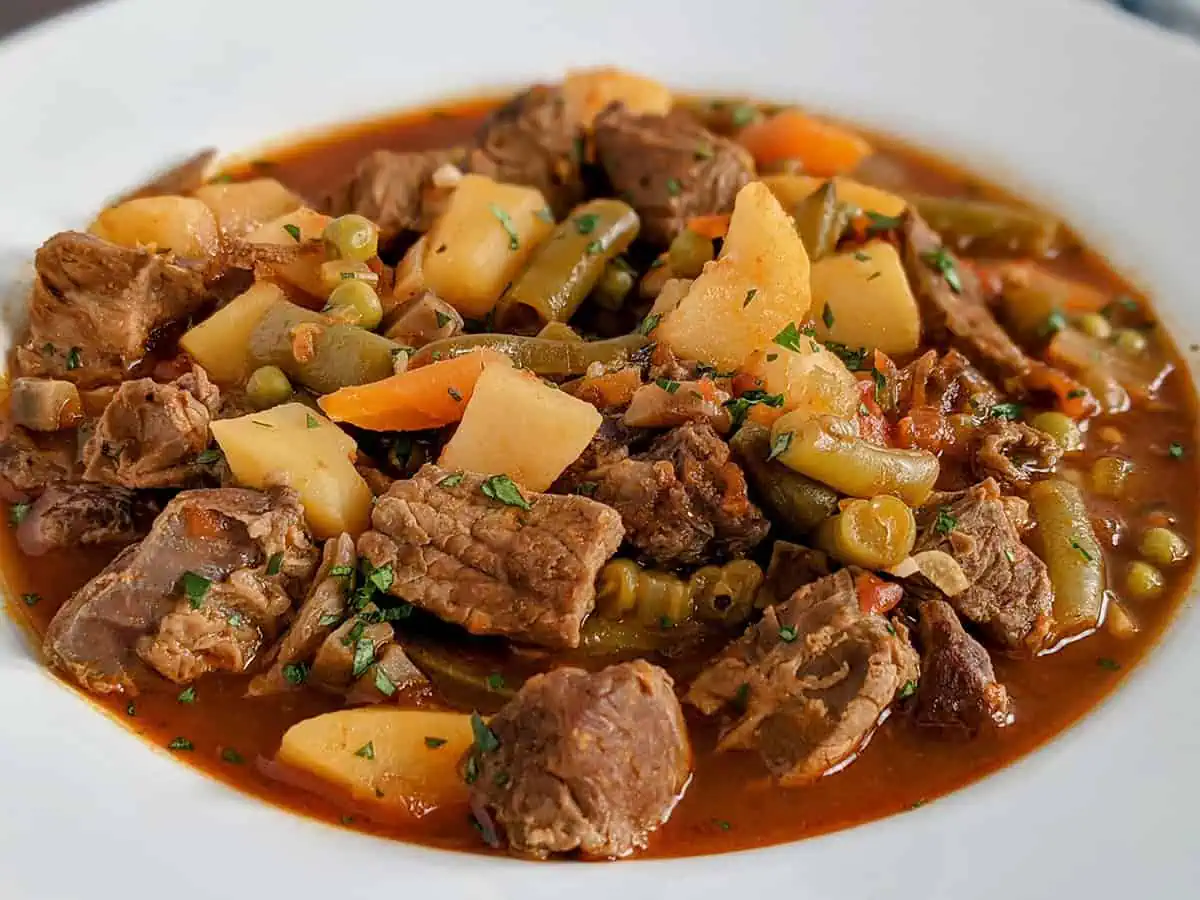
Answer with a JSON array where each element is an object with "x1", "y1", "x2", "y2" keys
[
  {"x1": 354, "y1": 741, "x2": 375, "y2": 760},
  {"x1": 920, "y1": 247, "x2": 962, "y2": 293},
  {"x1": 573, "y1": 213, "x2": 600, "y2": 235},
  {"x1": 9, "y1": 501, "x2": 31, "y2": 526},
  {"x1": 637, "y1": 313, "x2": 661, "y2": 336},
  {"x1": 481, "y1": 474, "x2": 532, "y2": 510},
  {"x1": 773, "y1": 322, "x2": 804, "y2": 352},
  {"x1": 768, "y1": 430, "x2": 793, "y2": 461},
  {"x1": 439, "y1": 471, "x2": 465, "y2": 488},
  {"x1": 282, "y1": 223, "x2": 301, "y2": 242},
  {"x1": 167, "y1": 737, "x2": 194, "y2": 752},
  {"x1": 488, "y1": 203, "x2": 520, "y2": 250},
  {"x1": 822, "y1": 302, "x2": 835, "y2": 329},
  {"x1": 424, "y1": 736, "x2": 448, "y2": 749},
  {"x1": 778, "y1": 625, "x2": 798, "y2": 643},
  {"x1": 934, "y1": 507, "x2": 957, "y2": 535},
  {"x1": 180, "y1": 572, "x2": 210, "y2": 608},
  {"x1": 176, "y1": 687, "x2": 197, "y2": 704}
]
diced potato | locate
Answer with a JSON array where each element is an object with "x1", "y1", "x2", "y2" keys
[
  {"x1": 562, "y1": 67, "x2": 673, "y2": 126},
  {"x1": 658, "y1": 182, "x2": 812, "y2": 371},
  {"x1": 742, "y1": 342, "x2": 859, "y2": 426},
  {"x1": 391, "y1": 235, "x2": 427, "y2": 313},
  {"x1": 277, "y1": 708, "x2": 475, "y2": 817},
  {"x1": 90, "y1": 195, "x2": 220, "y2": 259},
  {"x1": 180, "y1": 281, "x2": 284, "y2": 384},
  {"x1": 245, "y1": 206, "x2": 332, "y2": 300},
  {"x1": 422, "y1": 174, "x2": 554, "y2": 319},
  {"x1": 810, "y1": 240, "x2": 920, "y2": 355},
  {"x1": 762, "y1": 174, "x2": 907, "y2": 218},
  {"x1": 211, "y1": 402, "x2": 372, "y2": 538},
  {"x1": 439, "y1": 363, "x2": 602, "y2": 491},
  {"x1": 193, "y1": 178, "x2": 301, "y2": 239}
]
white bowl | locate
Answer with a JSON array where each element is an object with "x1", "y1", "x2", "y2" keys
[{"x1": 1, "y1": 0, "x2": 1199, "y2": 897}]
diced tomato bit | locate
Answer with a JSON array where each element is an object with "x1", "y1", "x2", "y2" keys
[{"x1": 856, "y1": 571, "x2": 903, "y2": 615}]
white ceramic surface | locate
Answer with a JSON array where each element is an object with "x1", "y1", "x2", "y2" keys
[{"x1": 1, "y1": 0, "x2": 1199, "y2": 897}]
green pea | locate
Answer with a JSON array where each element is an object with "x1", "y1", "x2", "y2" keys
[
  {"x1": 1029, "y1": 411, "x2": 1083, "y2": 451},
  {"x1": 1138, "y1": 526, "x2": 1189, "y2": 567},
  {"x1": 1076, "y1": 312, "x2": 1112, "y2": 340},
  {"x1": 323, "y1": 214, "x2": 379, "y2": 263},
  {"x1": 245, "y1": 365, "x2": 292, "y2": 410},
  {"x1": 667, "y1": 228, "x2": 714, "y2": 278},
  {"x1": 592, "y1": 260, "x2": 636, "y2": 311},
  {"x1": 324, "y1": 279, "x2": 383, "y2": 330},
  {"x1": 1113, "y1": 328, "x2": 1147, "y2": 355},
  {"x1": 1124, "y1": 560, "x2": 1165, "y2": 601},
  {"x1": 1090, "y1": 456, "x2": 1134, "y2": 498}
]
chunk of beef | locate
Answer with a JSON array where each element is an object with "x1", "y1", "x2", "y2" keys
[
  {"x1": 357, "y1": 465, "x2": 624, "y2": 649},
  {"x1": 43, "y1": 487, "x2": 315, "y2": 693},
  {"x1": 17, "y1": 231, "x2": 209, "y2": 387},
  {"x1": 309, "y1": 609, "x2": 394, "y2": 690},
  {"x1": 622, "y1": 379, "x2": 733, "y2": 433},
  {"x1": 896, "y1": 349, "x2": 1001, "y2": 417},
  {"x1": 550, "y1": 415, "x2": 636, "y2": 495},
  {"x1": 756, "y1": 541, "x2": 833, "y2": 609},
  {"x1": 468, "y1": 87, "x2": 584, "y2": 217},
  {"x1": 325, "y1": 148, "x2": 460, "y2": 242},
  {"x1": 16, "y1": 483, "x2": 157, "y2": 556},
  {"x1": 0, "y1": 426, "x2": 76, "y2": 501},
  {"x1": 9, "y1": 378, "x2": 82, "y2": 432},
  {"x1": 343, "y1": 642, "x2": 428, "y2": 706},
  {"x1": 913, "y1": 479, "x2": 1053, "y2": 652},
  {"x1": 468, "y1": 660, "x2": 690, "y2": 859},
  {"x1": 914, "y1": 599, "x2": 1010, "y2": 733},
  {"x1": 685, "y1": 569, "x2": 919, "y2": 785},
  {"x1": 591, "y1": 422, "x2": 768, "y2": 566},
  {"x1": 81, "y1": 366, "x2": 218, "y2": 488},
  {"x1": 972, "y1": 420, "x2": 1062, "y2": 489},
  {"x1": 594, "y1": 105, "x2": 754, "y2": 245}
]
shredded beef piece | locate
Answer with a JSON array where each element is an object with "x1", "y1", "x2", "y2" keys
[
  {"x1": 16, "y1": 483, "x2": 157, "y2": 556},
  {"x1": 896, "y1": 349, "x2": 1001, "y2": 416},
  {"x1": 550, "y1": 415, "x2": 637, "y2": 495},
  {"x1": 0, "y1": 426, "x2": 76, "y2": 501},
  {"x1": 686, "y1": 569, "x2": 919, "y2": 785},
  {"x1": 17, "y1": 231, "x2": 209, "y2": 387},
  {"x1": 468, "y1": 86, "x2": 584, "y2": 217},
  {"x1": 594, "y1": 104, "x2": 754, "y2": 245},
  {"x1": 972, "y1": 420, "x2": 1063, "y2": 489},
  {"x1": 325, "y1": 148, "x2": 461, "y2": 242},
  {"x1": 913, "y1": 479, "x2": 1053, "y2": 652},
  {"x1": 591, "y1": 422, "x2": 768, "y2": 566},
  {"x1": 357, "y1": 465, "x2": 623, "y2": 648},
  {"x1": 467, "y1": 660, "x2": 690, "y2": 858},
  {"x1": 914, "y1": 599, "x2": 1011, "y2": 733}
]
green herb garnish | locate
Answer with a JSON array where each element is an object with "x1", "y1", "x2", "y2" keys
[
  {"x1": 574, "y1": 213, "x2": 600, "y2": 234},
  {"x1": 822, "y1": 302, "x2": 835, "y2": 329},
  {"x1": 177, "y1": 687, "x2": 197, "y2": 704},
  {"x1": 488, "y1": 203, "x2": 520, "y2": 250},
  {"x1": 655, "y1": 378, "x2": 681, "y2": 394},
  {"x1": 768, "y1": 430, "x2": 793, "y2": 461},
  {"x1": 354, "y1": 741, "x2": 375, "y2": 760},
  {"x1": 351, "y1": 637, "x2": 376, "y2": 678},
  {"x1": 266, "y1": 552, "x2": 284, "y2": 576},
  {"x1": 180, "y1": 571, "x2": 211, "y2": 608},
  {"x1": 282, "y1": 662, "x2": 309, "y2": 685},
  {"x1": 65, "y1": 347, "x2": 82, "y2": 370},
  {"x1": 439, "y1": 472, "x2": 465, "y2": 488},
  {"x1": 773, "y1": 322, "x2": 803, "y2": 352},
  {"x1": 375, "y1": 668, "x2": 396, "y2": 697},
  {"x1": 989, "y1": 402, "x2": 1023, "y2": 421},
  {"x1": 934, "y1": 506, "x2": 957, "y2": 535},
  {"x1": 424, "y1": 736, "x2": 448, "y2": 749},
  {"x1": 920, "y1": 247, "x2": 962, "y2": 293},
  {"x1": 221, "y1": 748, "x2": 244, "y2": 764},
  {"x1": 282, "y1": 223, "x2": 301, "y2": 242},
  {"x1": 481, "y1": 474, "x2": 532, "y2": 510},
  {"x1": 167, "y1": 737, "x2": 194, "y2": 751},
  {"x1": 637, "y1": 313, "x2": 661, "y2": 336},
  {"x1": 778, "y1": 625, "x2": 798, "y2": 643}
]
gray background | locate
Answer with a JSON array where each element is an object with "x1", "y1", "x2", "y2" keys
[{"x1": 1, "y1": 0, "x2": 93, "y2": 39}]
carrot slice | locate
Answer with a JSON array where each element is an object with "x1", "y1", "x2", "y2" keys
[
  {"x1": 738, "y1": 109, "x2": 873, "y2": 177},
  {"x1": 686, "y1": 214, "x2": 731, "y2": 240},
  {"x1": 318, "y1": 349, "x2": 510, "y2": 431},
  {"x1": 856, "y1": 571, "x2": 903, "y2": 616}
]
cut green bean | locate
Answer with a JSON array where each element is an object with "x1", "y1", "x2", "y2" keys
[
  {"x1": 791, "y1": 180, "x2": 853, "y2": 261},
  {"x1": 408, "y1": 332, "x2": 649, "y2": 377},
  {"x1": 1028, "y1": 478, "x2": 1105, "y2": 637},
  {"x1": 729, "y1": 423, "x2": 839, "y2": 534},
  {"x1": 909, "y1": 193, "x2": 1063, "y2": 257}
]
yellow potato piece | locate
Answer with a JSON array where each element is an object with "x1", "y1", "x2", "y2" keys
[
  {"x1": 211, "y1": 402, "x2": 371, "y2": 538},
  {"x1": 179, "y1": 281, "x2": 284, "y2": 384},
  {"x1": 811, "y1": 240, "x2": 921, "y2": 355},
  {"x1": 562, "y1": 67, "x2": 673, "y2": 126},
  {"x1": 439, "y1": 364, "x2": 602, "y2": 491},
  {"x1": 90, "y1": 195, "x2": 220, "y2": 259},
  {"x1": 193, "y1": 177, "x2": 301, "y2": 239},
  {"x1": 245, "y1": 206, "x2": 332, "y2": 299},
  {"x1": 658, "y1": 182, "x2": 812, "y2": 371},
  {"x1": 742, "y1": 342, "x2": 859, "y2": 424},
  {"x1": 423, "y1": 174, "x2": 554, "y2": 319},
  {"x1": 278, "y1": 708, "x2": 475, "y2": 818},
  {"x1": 762, "y1": 174, "x2": 907, "y2": 218}
]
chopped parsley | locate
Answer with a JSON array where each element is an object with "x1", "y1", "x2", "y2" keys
[
  {"x1": 438, "y1": 472, "x2": 465, "y2": 488},
  {"x1": 374, "y1": 667, "x2": 396, "y2": 697},
  {"x1": 14, "y1": 590, "x2": 39, "y2": 608},
  {"x1": 773, "y1": 322, "x2": 803, "y2": 352},
  {"x1": 1169, "y1": 441, "x2": 1185, "y2": 459},
  {"x1": 865, "y1": 210, "x2": 904, "y2": 234},
  {"x1": 665, "y1": 177, "x2": 682, "y2": 197},
  {"x1": 853, "y1": 250, "x2": 871, "y2": 262},
  {"x1": 585, "y1": 239, "x2": 603, "y2": 255},
  {"x1": 1069, "y1": 537, "x2": 1094, "y2": 563},
  {"x1": 282, "y1": 662, "x2": 309, "y2": 685},
  {"x1": 730, "y1": 104, "x2": 758, "y2": 127},
  {"x1": 637, "y1": 313, "x2": 661, "y2": 336},
  {"x1": 989, "y1": 402, "x2": 1023, "y2": 421},
  {"x1": 177, "y1": 686, "x2": 197, "y2": 704},
  {"x1": 535, "y1": 206, "x2": 555, "y2": 224},
  {"x1": 471, "y1": 712, "x2": 500, "y2": 753},
  {"x1": 65, "y1": 347, "x2": 82, "y2": 371},
  {"x1": 488, "y1": 203, "x2": 520, "y2": 250},
  {"x1": 723, "y1": 389, "x2": 785, "y2": 428},
  {"x1": 266, "y1": 552, "x2": 284, "y2": 576},
  {"x1": 329, "y1": 564, "x2": 354, "y2": 578},
  {"x1": 493, "y1": 771, "x2": 511, "y2": 788},
  {"x1": 435, "y1": 310, "x2": 452, "y2": 329},
  {"x1": 866, "y1": 271, "x2": 882, "y2": 281},
  {"x1": 920, "y1": 247, "x2": 962, "y2": 293},
  {"x1": 1003, "y1": 548, "x2": 1016, "y2": 563},
  {"x1": 180, "y1": 571, "x2": 211, "y2": 609},
  {"x1": 898, "y1": 680, "x2": 917, "y2": 700},
  {"x1": 825, "y1": 341, "x2": 869, "y2": 370},
  {"x1": 733, "y1": 682, "x2": 751, "y2": 712},
  {"x1": 934, "y1": 507, "x2": 958, "y2": 535},
  {"x1": 768, "y1": 430, "x2": 793, "y2": 461},
  {"x1": 318, "y1": 613, "x2": 342, "y2": 627},
  {"x1": 221, "y1": 748, "x2": 245, "y2": 765},
  {"x1": 573, "y1": 482, "x2": 599, "y2": 498},
  {"x1": 464, "y1": 755, "x2": 480, "y2": 785},
  {"x1": 743, "y1": 288, "x2": 758, "y2": 307},
  {"x1": 351, "y1": 637, "x2": 376, "y2": 678},
  {"x1": 1066, "y1": 388, "x2": 1089, "y2": 400},
  {"x1": 282, "y1": 223, "x2": 301, "y2": 242},
  {"x1": 714, "y1": 818, "x2": 732, "y2": 831},
  {"x1": 305, "y1": 413, "x2": 319, "y2": 429},
  {"x1": 1097, "y1": 657, "x2": 1121, "y2": 672},
  {"x1": 765, "y1": 353, "x2": 778, "y2": 362},
  {"x1": 227, "y1": 611, "x2": 244, "y2": 627},
  {"x1": 8, "y1": 502, "x2": 30, "y2": 527},
  {"x1": 822, "y1": 302, "x2": 835, "y2": 329},
  {"x1": 655, "y1": 378, "x2": 681, "y2": 394},
  {"x1": 778, "y1": 625, "x2": 798, "y2": 643},
  {"x1": 481, "y1": 474, "x2": 532, "y2": 510},
  {"x1": 447, "y1": 386, "x2": 463, "y2": 402},
  {"x1": 424, "y1": 736, "x2": 448, "y2": 749},
  {"x1": 872, "y1": 367, "x2": 887, "y2": 405},
  {"x1": 573, "y1": 213, "x2": 600, "y2": 235},
  {"x1": 1037, "y1": 310, "x2": 1067, "y2": 338},
  {"x1": 354, "y1": 741, "x2": 375, "y2": 760},
  {"x1": 167, "y1": 737, "x2": 194, "y2": 752},
  {"x1": 368, "y1": 564, "x2": 393, "y2": 592},
  {"x1": 486, "y1": 673, "x2": 505, "y2": 691}
]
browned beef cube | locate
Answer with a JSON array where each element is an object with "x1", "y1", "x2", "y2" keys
[
  {"x1": 44, "y1": 487, "x2": 316, "y2": 694},
  {"x1": 591, "y1": 422, "x2": 768, "y2": 566},
  {"x1": 0, "y1": 425, "x2": 77, "y2": 500},
  {"x1": 686, "y1": 569, "x2": 919, "y2": 785},
  {"x1": 914, "y1": 599, "x2": 1011, "y2": 733},
  {"x1": 16, "y1": 483, "x2": 155, "y2": 556},
  {"x1": 594, "y1": 104, "x2": 754, "y2": 245},
  {"x1": 357, "y1": 465, "x2": 624, "y2": 649},
  {"x1": 17, "y1": 231, "x2": 208, "y2": 387},
  {"x1": 467, "y1": 660, "x2": 691, "y2": 858},
  {"x1": 913, "y1": 478, "x2": 1053, "y2": 652},
  {"x1": 324, "y1": 148, "x2": 460, "y2": 242}
]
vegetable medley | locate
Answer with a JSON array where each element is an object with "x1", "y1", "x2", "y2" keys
[{"x1": 4, "y1": 66, "x2": 1197, "y2": 861}]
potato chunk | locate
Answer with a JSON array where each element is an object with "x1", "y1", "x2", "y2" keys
[
  {"x1": 439, "y1": 363, "x2": 602, "y2": 491},
  {"x1": 90, "y1": 195, "x2": 220, "y2": 259},
  {"x1": 811, "y1": 240, "x2": 920, "y2": 355},
  {"x1": 762, "y1": 174, "x2": 907, "y2": 218},
  {"x1": 422, "y1": 174, "x2": 554, "y2": 319},
  {"x1": 742, "y1": 342, "x2": 859, "y2": 426},
  {"x1": 211, "y1": 402, "x2": 371, "y2": 538},
  {"x1": 179, "y1": 281, "x2": 284, "y2": 384},
  {"x1": 244, "y1": 206, "x2": 332, "y2": 300},
  {"x1": 277, "y1": 708, "x2": 475, "y2": 818},
  {"x1": 657, "y1": 182, "x2": 811, "y2": 371},
  {"x1": 193, "y1": 178, "x2": 301, "y2": 239},
  {"x1": 562, "y1": 67, "x2": 672, "y2": 126}
]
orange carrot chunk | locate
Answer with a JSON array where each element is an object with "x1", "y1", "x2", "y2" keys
[{"x1": 738, "y1": 109, "x2": 872, "y2": 177}]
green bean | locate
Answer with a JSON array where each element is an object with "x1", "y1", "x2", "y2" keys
[
  {"x1": 594, "y1": 559, "x2": 691, "y2": 626},
  {"x1": 1029, "y1": 411, "x2": 1083, "y2": 452},
  {"x1": 816, "y1": 495, "x2": 916, "y2": 569},
  {"x1": 667, "y1": 228, "x2": 714, "y2": 278},
  {"x1": 534, "y1": 321, "x2": 584, "y2": 342},
  {"x1": 248, "y1": 299, "x2": 403, "y2": 394},
  {"x1": 595, "y1": 559, "x2": 640, "y2": 619},
  {"x1": 496, "y1": 199, "x2": 640, "y2": 330},
  {"x1": 689, "y1": 560, "x2": 763, "y2": 627},
  {"x1": 771, "y1": 413, "x2": 940, "y2": 506},
  {"x1": 1028, "y1": 479, "x2": 1105, "y2": 636},
  {"x1": 729, "y1": 423, "x2": 839, "y2": 534},
  {"x1": 592, "y1": 258, "x2": 636, "y2": 311},
  {"x1": 909, "y1": 193, "x2": 1063, "y2": 257},
  {"x1": 245, "y1": 365, "x2": 292, "y2": 409},
  {"x1": 791, "y1": 180, "x2": 853, "y2": 261},
  {"x1": 1124, "y1": 560, "x2": 1164, "y2": 601},
  {"x1": 408, "y1": 332, "x2": 650, "y2": 376},
  {"x1": 577, "y1": 618, "x2": 673, "y2": 655}
]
